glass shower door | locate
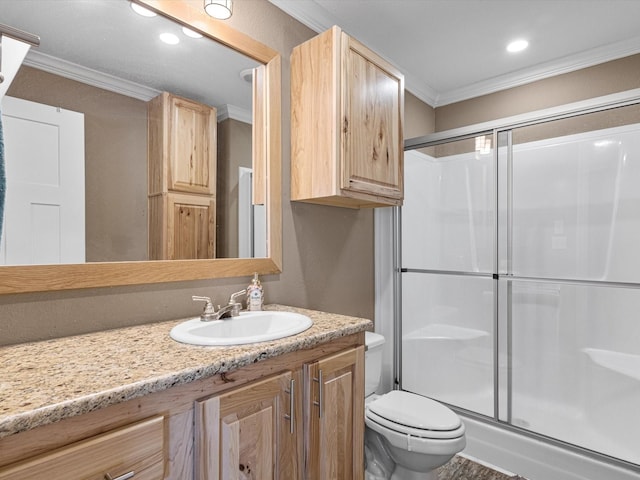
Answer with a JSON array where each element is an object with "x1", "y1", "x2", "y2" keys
[
  {"x1": 401, "y1": 138, "x2": 496, "y2": 417},
  {"x1": 500, "y1": 105, "x2": 640, "y2": 465},
  {"x1": 400, "y1": 101, "x2": 640, "y2": 468}
]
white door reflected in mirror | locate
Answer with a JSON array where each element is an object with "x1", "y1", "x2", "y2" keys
[{"x1": 0, "y1": 96, "x2": 85, "y2": 265}]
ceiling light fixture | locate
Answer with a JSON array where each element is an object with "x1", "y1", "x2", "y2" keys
[
  {"x1": 130, "y1": 2, "x2": 157, "y2": 17},
  {"x1": 159, "y1": 32, "x2": 180, "y2": 45},
  {"x1": 204, "y1": 0, "x2": 233, "y2": 20},
  {"x1": 507, "y1": 39, "x2": 529, "y2": 53},
  {"x1": 240, "y1": 68, "x2": 253, "y2": 83}
]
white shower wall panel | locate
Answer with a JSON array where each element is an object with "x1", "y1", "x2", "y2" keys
[
  {"x1": 511, "y1": 123, "x2": 640, "y2": 283},
  {"x1": 403, "y1": 150, "x2": 494, "y2": 273},
  {"x1": 509, "y1": 280, "x2": 640, "y2": 465},
  {"x1": 401, "y1": 271, "x2": 494, "y2": 416},
  {"x1": 507, "y1": 281, "x2": 583, "y2": 415}
]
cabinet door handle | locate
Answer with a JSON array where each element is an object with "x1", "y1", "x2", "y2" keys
[
  {"x1": 313, "y1": 370, "x2": 323, "y2": 418},
  {"x1": 105, "y1": 472, "x2": 135, "y2": 480},
  {"x1": 284, "y1": 378, "x2": 295, "y2": 434}
]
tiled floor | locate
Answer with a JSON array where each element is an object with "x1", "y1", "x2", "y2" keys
[{"x1": 437, "y1": 454, "x2": 527, "y2": 480}]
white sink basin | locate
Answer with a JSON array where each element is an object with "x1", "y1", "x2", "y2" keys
[{"x1": 170, "y1": 311, "x2": 313, "y2": 346}]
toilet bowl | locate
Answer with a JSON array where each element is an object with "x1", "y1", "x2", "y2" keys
[{"x1": 364, "y1": 332, "x2": 465, "y2": 480}]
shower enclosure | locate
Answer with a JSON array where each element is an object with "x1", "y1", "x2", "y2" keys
[{"x1": 395, "y1": 94, "x2": 640, "y2": 479}]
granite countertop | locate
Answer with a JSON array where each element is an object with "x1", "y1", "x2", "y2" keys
[{"x1": 0, "y1": 305, "x2": 372, "y2": 439}]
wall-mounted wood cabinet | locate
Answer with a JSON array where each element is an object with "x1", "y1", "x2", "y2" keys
[
  {"x1": 148, "y1": 92, "x2": 217, "y2": 259},
  {"x1": 148, "y1": 92, "x2": 217, "y2": 196},
  {"x1": 291, "y1": 26, "x2": 404, "y2": 208}
]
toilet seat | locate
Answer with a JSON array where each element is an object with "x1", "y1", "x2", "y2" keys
[
  {"x1": 365, "y1": 414, "x2": 466, "y2": 457},
  {"x1": 365, "y1": 391, "x2": 465, "y2": 440},
  {"x1": 366, "y1": 410, "x2": 465, "y2": 440}
]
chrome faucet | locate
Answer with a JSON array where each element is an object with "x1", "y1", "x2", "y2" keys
[{"x1": 192, "y1": 289, "x2": 247, "y2": 321}]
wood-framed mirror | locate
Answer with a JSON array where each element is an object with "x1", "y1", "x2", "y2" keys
[{"x1": 0, "y1": 0, "x2": 281, "y2": 294}]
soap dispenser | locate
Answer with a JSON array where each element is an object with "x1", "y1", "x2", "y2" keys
[{"x1": 247, "y1": 273, "x2": 264, "y2": 311}]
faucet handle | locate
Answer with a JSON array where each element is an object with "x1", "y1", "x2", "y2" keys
[
  {"x1": 229, "y1": 289, "x2": 247, "y2": 305},
  {"x1": 192, "y1": 295, "x2": 216, "y2": 315}
]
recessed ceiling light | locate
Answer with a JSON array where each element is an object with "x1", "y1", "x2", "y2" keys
[
  {"x1": 130, "y1": 3, "x2": 156, "y2": 17},
  {"x1": 182, "y1": 27, "x2": 203, "y2": 39},
  {"x1": 159, "y1": 32, "x2": 180, "y2": 45},
  {"x1": 240, "y1": 68, "x2": 253, "y2": 83},
  {"x1": 507, "y1": 39, "x2": 529, "y2": 53}
]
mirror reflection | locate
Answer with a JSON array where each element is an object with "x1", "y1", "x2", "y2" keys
[{"x1": 0, "y1": 0, "x2": 265, "y2": 266}]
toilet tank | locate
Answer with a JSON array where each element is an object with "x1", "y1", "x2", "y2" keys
[{"x1": 365, "y1": 331, "x2": 385, "y2": 397}]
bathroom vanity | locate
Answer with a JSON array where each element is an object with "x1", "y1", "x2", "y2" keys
[{"x1": 0, "y1": 305, "x2": 370, "y2": 479}]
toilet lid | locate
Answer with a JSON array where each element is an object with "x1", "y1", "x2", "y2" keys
[
  {"x1": 367, "y1": 390, "x2": 461, "y2": 432},
  {"x1": 366, "y1": 410, "x2": 465, "y2": 440}
]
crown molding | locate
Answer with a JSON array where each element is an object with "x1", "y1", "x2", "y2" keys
[
  {"x1": 404, "y1": 76, "x2": 438, "y2": 108},
  {"x1": 23, "y1": 50, "x2": 160, "y2": 101},
  {"x1": 269, "y1": 0, "x2": 334, "y2": 34},
  {"x1": 217, "y1": 104, "x2": 252, "y2": 124},
  {"x1": 431, "y1": 35, "x2": 640, "y2": 107},
  {"x1": 22, "y1": 50, "x2": 253, "y2": 123}
]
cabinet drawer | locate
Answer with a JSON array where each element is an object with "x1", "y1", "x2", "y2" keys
[{"x1": 0, "y1": 416, "x2": 165, "y2": 480}]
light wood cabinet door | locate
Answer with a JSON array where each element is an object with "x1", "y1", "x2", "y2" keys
[
  {"x1": 149, "y1": 193, "x2": 215, "y2": 260},
  {"x1": 340, "y1": 33, "x2": 403, "y2": 202},
  {"x1": 291, "y1": 26, "x2": 404, "y2": 208},
  {"x1": 148, "y1": 92, "x2": 217, "y2": 196},
  {"x1": 195, "y1": 372, "x2": 298, "y2": 480},
  {"x1": 0, "y1": 416, "x2": 165, "y2": 480},
  {"x1": 304, "y1": 346, "x2": 365, "y2": 480}
]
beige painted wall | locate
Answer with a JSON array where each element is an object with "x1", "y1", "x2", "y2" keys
[
  {"x1": 216, "y1": 118, "x2": 252, "y2": 258},
  {"x1": 405, "y1": 91, "x2": 436, "y2": 139}
]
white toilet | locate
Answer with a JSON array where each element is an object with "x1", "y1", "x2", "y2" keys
[{"x1": 364, "y1": 332, "x2": 466, "y2": 480}]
